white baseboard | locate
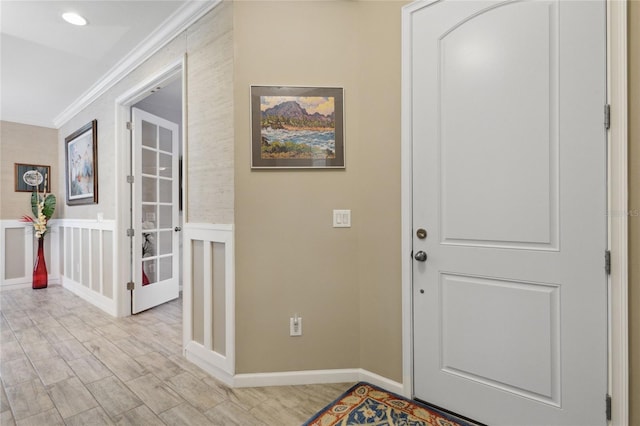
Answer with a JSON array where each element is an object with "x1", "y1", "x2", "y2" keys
[
  {"x1": 0, "y1": 277, "x2": 61, "y2": 292},
  {"x1": 233, "y1": 368, "x2": 360, "y2": 388},
  {"x1": 359, "y1": 369, "x2": 406, "y2": 396},
  {"x1": 62, "y1": 276, "x2": 117, "y2": 316},
  {"x1": 233, "y1": 368, "x2": 404, "y2": 395},
  {"x1": 184, "y1": 343, "x2": 235, "y2": 387},
  {"x1": 182, "y1": 341, "x2": 404, "y2": 394}
]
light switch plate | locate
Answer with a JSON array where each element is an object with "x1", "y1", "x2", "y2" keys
[{"x1": 333, "y1": 210, "x2": 351, "y2": 228}]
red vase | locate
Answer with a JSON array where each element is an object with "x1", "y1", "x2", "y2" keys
[
  {"x1": 33, "y1": 237, "x2": 48, "y2": 289},
  {"x1": 142, "y1": 266, "x2": 150, "y2": 286}
]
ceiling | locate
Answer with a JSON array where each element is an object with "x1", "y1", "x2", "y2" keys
[{"x1": 1, "y1": 0, "x2": 210, "y2": 129}]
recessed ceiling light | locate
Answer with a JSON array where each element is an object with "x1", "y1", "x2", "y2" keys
[{"x1": 62, "y1": 12, "x2": 87, "y2": 26}]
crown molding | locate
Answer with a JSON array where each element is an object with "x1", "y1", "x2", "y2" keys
[{"x1": 53, "y1": 0, "x2": 221, "y2": 129}]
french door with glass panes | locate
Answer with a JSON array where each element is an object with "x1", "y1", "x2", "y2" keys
[{"x1": 132, "y1": 107, "x2": 180, "y2": 313}]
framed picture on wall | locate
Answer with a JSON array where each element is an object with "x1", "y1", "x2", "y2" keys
[
  {"x1": 14, "y1": 164, "x2": 51, "y2": 193},
  {"x1": 250, "y1": 86, "x2": 345, "y2": 169},
  {"x1": 65, "y1": 119, "x2": 98, "y2": 205}
]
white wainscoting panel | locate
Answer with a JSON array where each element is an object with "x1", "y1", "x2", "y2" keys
[
  {"x1": 1, "y1": 220, "x2": 60, "y2": 290},
  {"x1": 183, "y1": 223, "x2": 235, "y2": 380},
  {"x1": 55, "y1": 219, "x2": 118, "y2": 316}
]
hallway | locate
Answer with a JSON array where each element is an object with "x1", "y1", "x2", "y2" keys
[{"x1": 0, "y1": 285, "x2": 351, "y2": 425}]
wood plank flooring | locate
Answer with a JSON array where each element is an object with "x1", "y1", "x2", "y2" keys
[{"x1": 0, "y1": 285, "x2": 352, "y2": 425}]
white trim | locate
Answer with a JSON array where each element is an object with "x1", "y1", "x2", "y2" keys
[
  {"x1": 62, "y1": 276, "x2": 118, "y2": 317},
  {"x1": 184, "y1": 223, "x2": 234, "y2": 233},
  {"x1": 232, "y1": 369, "x2": 404, "y2": 395},
  {"x1": 234, "y1": 369, "x2": 360, "y2": 388},
  {"x1": 401, "y1": 1, "x2": 426, "y2": 400},
  {"x1": 184, "y1": 341, "x2": 235, "y2": 387},
  {"x1": 114, "y1": 57, "x2": 186, "y2": 317},
  {"x1": 0, "y1": 220, "x2": 31, "y2": 286},
  {"x1": 182, "y1": 226, "x2": 193, "y2": 349},
  {"x1": 56, "y1": 218, "x2": 116, "y2": 231},
  {"x1": 182, "y1": 223, "x2": 235, "y2": 376},
  {"x1": 54, "y1": 219, "x2": 118, "y2": 315},
  {"x1": 358, "y1": 370, "x2": 404, "y2": 395},
  {"x1": 607, "y1": 1, "x2": 629, "y2": 425},
  {"x1": 203, "y1": 242, "x2": 213, "y2": 349},
  {"x1": 52, "y1": 0, "x2": 221, "y2": 128},
  {"x1": 99, "y1": 230, "x2": 104, "y2": 295},
  {"x1": 1, "y1": 220, "x2": 62, "y2": 288},
  {"x1": 0, "y1": 282, "x2": 37, "y2": 291}
]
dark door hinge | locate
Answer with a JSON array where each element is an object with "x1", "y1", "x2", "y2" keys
[
  {"x1": 126, "y1": 282, "x2": 135, "y2": 291},
  {"x1": 606, "y1": 393, "x2": 612, "y2": 421},
  {"x1": 126, "y1": 228, "x2": 135, "y2": 237},
  {"x1": 604, "y1": 104, "x2": 611, "y2": 130},
  {"x1": 126, "y1": 122, "x2": 133, "y2": 131},
  {"x1": 126, "y1": 175, "x2": 134, "y2": 184},
  {"x1": 605, "y1": 250, "x2": 611, "y2": 275}
]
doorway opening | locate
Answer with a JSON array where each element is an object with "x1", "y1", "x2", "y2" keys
[
  {"x1": 132, "y1": 76, "x2": 184, "y2": 291},
  {"x1": 114, "y1": 58, "x2": 185, "y2": 317}
]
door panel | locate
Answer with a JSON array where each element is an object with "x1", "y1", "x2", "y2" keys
[
  {"x1": 133, "y1": 108, "x2": 180, "y2": 313},
  {"x1": 440, "y1": 273, "x2": 560, "y2": 404},
  {"x1": 407, "y1": 1, "x2": 606, "y2": 425},
  {"x1": 440, "y1": 1, "x2": 557, "y2": 248}
]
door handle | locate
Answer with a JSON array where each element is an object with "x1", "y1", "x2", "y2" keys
[
  {"x1": 414, "y1": 251, "x2": 427, "y2": 262},
  {"x1": 174, "y1": 226, "x2": 182, "y2": 232}
]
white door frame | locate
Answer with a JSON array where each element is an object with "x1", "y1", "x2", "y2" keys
[
  {"x1": 606, "y1": 1, "x2": 629, "y2": 425},
  {"x1": 400, "y1": 1, "x2": 629, "y2": 424},
  {"x1": 114, "y1": 56, "x2": 187, "y2": 317}
]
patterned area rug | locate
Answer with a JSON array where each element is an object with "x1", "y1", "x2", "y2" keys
[{"x1": 303, "y1": 382, "x2": 473, "y2": 426}]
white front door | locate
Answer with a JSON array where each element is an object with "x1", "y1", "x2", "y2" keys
[
  {"x1": 405, "y1": 1, "x2": 607, "y2": 425},
  {"x1": 132, "y1": 108, "x2": 180, "y2": 313}
]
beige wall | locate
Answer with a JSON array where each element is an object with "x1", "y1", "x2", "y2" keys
[
  {"x1": 0, "y1": 121, "x2": 58, "y2": 220},
  {"x1": 234, "y1": 1, "x2": 405, "y2": 380},
  {"x1": 628, "y1": 1, "x2": 639, "y2": 423}
]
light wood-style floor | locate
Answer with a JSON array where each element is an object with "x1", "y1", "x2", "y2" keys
[{"x1": 0, "y1": 285, "x2": 352, "y2": 425}]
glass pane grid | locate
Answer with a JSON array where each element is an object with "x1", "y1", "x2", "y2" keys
[
  {"x1": 139, "y1": 118, "x2": 175, "y2": 288},
  {"x1": 159, "y1": 127, "x2": 173, "y2": 152},
  {"x1": 141, "y1": 121, "x2": 158, "y2": 148}
]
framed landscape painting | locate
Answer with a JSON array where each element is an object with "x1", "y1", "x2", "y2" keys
[
  {"x1": 251, "y1": 86, "x2": 345, "y2": 168},
  {"x1": 65, "y1": 120, "x2": 98, "y2": 205}
]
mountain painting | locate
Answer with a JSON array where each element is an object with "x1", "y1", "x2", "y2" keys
[
  {"x1": 260, "y1": 96, "x2": 336, "y2": 160},
  {"x1": 251, "y1": 86, "x2": 344, "y2": 168}
]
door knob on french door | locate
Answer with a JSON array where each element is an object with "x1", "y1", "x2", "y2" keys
[
  {"x1": 174, "y1": 226, "x2": 182, "y2": 232},
  {"x1": 414, "y1": 251, "x2": 427, "y2": 262}
]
